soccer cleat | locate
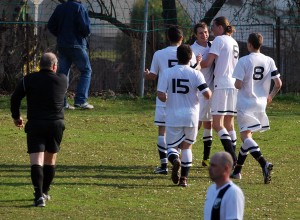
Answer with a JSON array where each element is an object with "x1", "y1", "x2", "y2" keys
[
  {"x1": 202, "y1": 159, "x2": 210, "y2": 167},
  {"x1": 43, "y1": 193, "x2": 51, "y2": 201},
  {"x1": 74, "y1": 102, "x2": 94, "y2": 109},
  {"x1": 171, "y1": 158, "x2": 181, "y2": 184},
  {"x1": 154, "y1": 167, "x2": 168, "y2": 175},
  {"x1": 262, "y1": 162, "x2": 273, "y2": 184},
  {"x1": 33, "y1": 197, "x2": 46, "y2": 207},
  {"x1": 230, "y1": 172, "x2": 242, "y2": 180},
  {"x1": 34, "y1": 192, "x2": 51, "y2": 201},
  {"x1": 178, "y1": 177, "x2": 188, "y2": 187}
]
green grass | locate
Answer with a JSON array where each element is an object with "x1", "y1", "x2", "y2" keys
[{"x1": 0, "y1": 94, "x2": 299, "y2": 219}]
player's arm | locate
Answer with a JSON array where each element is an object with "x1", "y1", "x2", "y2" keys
[
  {"x1": 200, "y1": 53, "x2": 216, "y2": 68},
  {"x1": 198, "y1": 84, "x2": 212, "y2": 100},
  {"x1": 10, "y1": 79, "x2": 26, "y2": 128},
  {"x1": 190, "y1": 53, "x2": 202, "y2": 70},
  {"x1": 235, "y1": 79, "x2": 243, "y2": 90},
  {"x1": 144, "y1": 69, "x2": 157, "y2": 81},
  {"x1": 157, "y1": 91, "x2": 167, "y2": 102},
  {"x1": 267, "y1": 77, "x2": 282, "y2": 104},
  {"x1": 203, "y1": 89, "x2": 212, "y2": 100}
]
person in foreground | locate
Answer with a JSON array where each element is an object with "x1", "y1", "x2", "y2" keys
[
  {"x1": 204, "y1": 152, "x2": 245, "y2": 220},
  {"x1": 231, "y1": 33, "x2": 282, "y2": 184},
  {"x1": 48, "y1": 0, "x2": 93, "y2": 110},
  {"x1": 10, "y1": 52, "x2": 67, "y2": 207},
  {"x1": 157, "y1": 44, "x2": 211, "y2": 187}
]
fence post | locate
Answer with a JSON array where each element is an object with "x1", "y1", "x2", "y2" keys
[
  {"x1": 276, "y1": 17, "x2": 281, "y2": 74},
  {"x1": 26, "y1": 13, "x2": 30, "y2": 75},
  {"x1": 139, "y1": 0, "x2": 149, "y2": 97}
]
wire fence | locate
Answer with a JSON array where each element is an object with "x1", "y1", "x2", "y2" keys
[{"x1": 0, "y1": 0, "x2": 299, "y2": 93}]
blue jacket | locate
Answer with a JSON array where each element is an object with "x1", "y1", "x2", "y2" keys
[{"x1": 48, "y1": 0, "x2": 91, "y2": 49}]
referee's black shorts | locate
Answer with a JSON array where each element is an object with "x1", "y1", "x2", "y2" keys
[{"x1": 25, "y1": 119, "x2": 65, "y2": 154}]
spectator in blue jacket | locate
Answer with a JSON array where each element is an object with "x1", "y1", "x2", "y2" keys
[{"x1": 48, "y1": 0, "x2": 94, "y2": 109}]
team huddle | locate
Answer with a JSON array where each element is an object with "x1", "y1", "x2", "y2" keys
[
  {"x1": 145, "y1": 17, "x2": 281, "y2": 186},
  {"x1": 145, "y1": 16, "x2": 282, "y2": 219}
]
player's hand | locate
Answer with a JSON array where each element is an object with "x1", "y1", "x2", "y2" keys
[
  {"x1": 13, "y1": 117, "x2": 24, "y2": 128},
  {"x1": 144, "y1": 69, "x2": 150, "y2": 77},
  {"x1": 267, "y1": 95, "x2": 272, "y2": 105},
  {"x1": 196, "y1": 54, "x2": 202, "y2": 63},
  {"x1": 144, "y1": 69, "x2": 157, "y2": 80}
]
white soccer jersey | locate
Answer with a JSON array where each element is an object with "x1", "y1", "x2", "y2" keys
[
  {"x1": 209, "y1": 35, "x2": 239, "y2": 90},
  {"x1": 150, "y1": 46, "x2": 197, "y2": 107},
  {"x1": 204, "y1": 181, "x2": 245, "y2": 220},
  {"x1": 232, "y1": 52, "x2": 280, "y2": 112},
  {"x1": 191, "y1": 41, "x2": 214, "y2": 89},
  {"x1": 157, "y1": 64, "x2": 209, "y2": 127}
]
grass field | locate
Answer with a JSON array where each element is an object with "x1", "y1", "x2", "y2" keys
[{"x1": 0, "y1": 94, "x2": 299, "y2": 219}]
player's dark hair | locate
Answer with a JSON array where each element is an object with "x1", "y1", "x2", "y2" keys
[
  {"x1": 167, "y1": 25, "x2": 183, "y2": 43},
  {"x1": 193, "y1": 22, "x2": 208, "y2": 35},
  {"x1": 248, "y1": 33, "x2": 263, "y2": 50},
  {"x1": 214, "y1": 16, "x2": 235, "y2": 35},
  {"x1": 177, "y1": 44, "x2": 192, "y2": 65}
]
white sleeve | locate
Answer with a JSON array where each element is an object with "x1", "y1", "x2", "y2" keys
[
  {"x1": 150, "y1": 52, "x2": 159, "y2": 75},
  {"x1": 157, "y1": 69, "x2": 168, "y2": 92},
  {"x1": 270, "y1": 58, "x2": 280, "y2": 79},
  {"x1": 232, "y1": 59, "x2": 245, "y2": 81},
  {"x1": 209, "y1": 37, "x2": 222, "y2": 56}
]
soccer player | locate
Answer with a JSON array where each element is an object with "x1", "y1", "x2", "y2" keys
[
  {"x1": 191, "y1": 22, "x2": 214, "y2": 167},
  {"x1": 231, "y1": 33, "x2": 282, "y2": 184},
  {"x1": 144, "y1": 26, "x2": 198, "y2": 175},
  {"x1": 200, "y1": 16, "x2": 239, "y2": 165},
  {"x1": 204, "y1": 152, "x2": 244, "y2": 220},
  {"x1": 157, "y1": 44, "x2": 211, "y2": 186},
  {"x1": 10, "y1": 53, "x2": 67, "y2": 207}
]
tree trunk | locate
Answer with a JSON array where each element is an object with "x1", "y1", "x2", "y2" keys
[
  {"x1": 201, "y1": 0, "x2": 226, "y2": 25},
  {"x1": 0, "y1": 0, "x2": 31, "y2": 92},
  {"x1": 162, "y1": 0, "x2": 178, "y2": 26}
]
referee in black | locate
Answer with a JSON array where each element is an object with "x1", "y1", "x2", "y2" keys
[{"x1": 11, "y1": 52, "x2": 67, "y2": 207}]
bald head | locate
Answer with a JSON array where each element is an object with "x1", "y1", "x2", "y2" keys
[
  {"x1": 39, "y1": 52, "x2": 58, "y2": 71},
  {"x1": 212, "y1": 152, "x2": 233, "y2": 169}
]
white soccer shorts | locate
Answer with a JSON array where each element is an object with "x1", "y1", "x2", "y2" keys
[
  {"x1": 166, "y1": 126, "x2": 198, "y2": 148},
  {"x1": 211, "y1": 88, "x2": 237, "y2": 116},
  {"x1": 154, "y1": 106, "x2": 166, "y2": 126},
  {"x1": 237, "y1": 111, "x2": 270, "y2": 133}
]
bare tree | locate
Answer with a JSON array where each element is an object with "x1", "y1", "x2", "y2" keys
[{"x1": 0, "y1": 0, "x2": 35, "y2": 91}]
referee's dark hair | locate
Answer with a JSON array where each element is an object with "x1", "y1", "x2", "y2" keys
[
  {"x1": 177, "y1": 44, "x2": 192, "y2": 65},
  {"x1": 248, "y1": 33, "x2": 263, "y2": 50},
  {"x1": 39, "y1": 52, "x2": 58, "y2": 70}
]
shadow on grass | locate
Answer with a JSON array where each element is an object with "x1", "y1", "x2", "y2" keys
[{"x1": 0, "y1": 164, "x2": 209, "y2": 189}]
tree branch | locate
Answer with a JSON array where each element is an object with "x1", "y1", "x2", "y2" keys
[{"x1": 201, "y1": 0, "x2": 226, "y2": 25}]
